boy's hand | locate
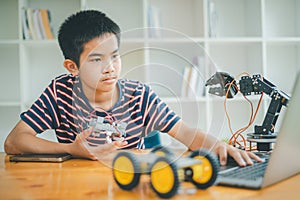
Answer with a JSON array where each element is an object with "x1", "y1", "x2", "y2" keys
[
  {"x1": 68, "y1": 127, "x2": 127, "y2": 160},
  {"x1": 213, "y1": 141, "x2": 263, "y2": 167}
]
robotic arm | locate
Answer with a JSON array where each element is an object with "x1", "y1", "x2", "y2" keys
[{"x1": 205, "y1": 72, "x2": 290, "y2": 151}]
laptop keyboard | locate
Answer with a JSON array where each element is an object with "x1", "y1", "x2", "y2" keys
[{"x1": 219, "y1": 160, "x2": 268, "y2": 181}]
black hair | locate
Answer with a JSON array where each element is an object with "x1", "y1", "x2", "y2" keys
[{"x1": 58, "y1": 10, "x2": 121, "y2": 67}]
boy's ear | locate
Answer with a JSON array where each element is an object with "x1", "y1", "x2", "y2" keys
[{"x1": 63, "y1": 59, "x2": 79, "y2": 76}]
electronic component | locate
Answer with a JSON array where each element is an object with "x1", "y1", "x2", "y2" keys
[{"x1": 89, "y1": 116, "x2": 127, "y2": 143}]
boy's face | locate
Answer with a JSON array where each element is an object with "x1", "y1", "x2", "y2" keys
[{"x1": 79, "y1": 33, "x2": 121, "y2": 94}]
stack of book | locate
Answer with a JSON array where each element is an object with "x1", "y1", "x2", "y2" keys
[{"x1": 22, "y1": 8, "x2": 54, "y2": 40}]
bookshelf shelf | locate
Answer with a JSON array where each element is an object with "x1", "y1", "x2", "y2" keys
[
  {"x1": 0, "y1": 40, "x2": 20, "y2": 44},
  {"x1": 0, "y1": 102, "x2": 21, "y2": 107},
  {"x1": 0, "y1": 0, "x2": 299, "y2": 151}
]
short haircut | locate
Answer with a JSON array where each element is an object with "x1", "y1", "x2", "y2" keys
[{"x1": 58, "y1": 10, "x2": 121, "y2": 67}]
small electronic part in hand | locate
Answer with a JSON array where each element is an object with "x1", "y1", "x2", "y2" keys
[{"x1": 89, "y1": 117, "x2": 127, "y2": 143}]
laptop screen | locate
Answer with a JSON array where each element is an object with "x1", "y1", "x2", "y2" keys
[{"x1": 262, "y1": 71, "x2": 300, "y2": 187}]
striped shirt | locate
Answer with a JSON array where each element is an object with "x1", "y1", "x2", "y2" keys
[{"x1": 21, "y1": 74, "x2": 180, "y2": 149}]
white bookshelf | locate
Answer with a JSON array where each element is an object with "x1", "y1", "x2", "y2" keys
[{"x1": 0, "y1": 0, "x2": 299, "y2": 151}]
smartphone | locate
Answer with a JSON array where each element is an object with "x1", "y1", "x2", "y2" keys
[{"x1": 9, "y1": 153, "x2": 72, "y2": 163}]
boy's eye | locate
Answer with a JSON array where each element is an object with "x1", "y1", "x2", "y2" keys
[
  {"x1": 112, "y1": 54, "x2": 120, "y2": 59},
  {"x1": 90, "y1": 58, "x2": 102, "y2": 62}
]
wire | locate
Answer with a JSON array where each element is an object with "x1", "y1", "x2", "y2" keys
[
  {"x1": 224, "y1": 72, "x2": 248, "y2": 147},
  {"x1": 224, "y1": 80, "x2": 246, "y2": 147},
  {"x1": 224, "y1": 72, "x2": 264, "y2": 150},
  {"x1": 230, "y1": 92, "x2": 264, "y2": 147}
]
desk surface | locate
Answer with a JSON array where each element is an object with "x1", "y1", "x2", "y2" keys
[{"x1": 0, "y1": 152, "x2": 299, "y2": 200}]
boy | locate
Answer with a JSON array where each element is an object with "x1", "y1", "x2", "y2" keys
[{"x1": 4, "y1": 10, "x2": 261, "y2": 166}]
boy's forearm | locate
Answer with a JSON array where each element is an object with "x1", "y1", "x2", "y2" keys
[
  {"x1": 188, "y1": 128, "x2": 220, "y2": 151},
  {"x1": 169, "y1": 120, "x2": 220, "y2": 151},
  {"x1": 5, "y1": 131, "x2": 69, "y2": 155},
  {"x1": 5, "y1": 120, "x2": 72, "y2": 155}
]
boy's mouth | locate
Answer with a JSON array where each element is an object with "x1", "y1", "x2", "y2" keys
[{"x1": 102, "y1": 76, "x2": 117, "y2": 83}]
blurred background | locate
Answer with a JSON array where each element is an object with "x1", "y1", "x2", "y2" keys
[{"x1": 0, "y1": 0, "x2": 299, "y2": 151}]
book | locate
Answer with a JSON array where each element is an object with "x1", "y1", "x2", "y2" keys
[
  {"x1": 187, "y1": 66, "x2": 199, "y2": 98},
  {"x1": 21, "y1": 8, "x2": 30, "y2": 40},
  {"x1": 40, "y1": 9, "x2": 54, "y2": 39},
  {"x1": 37, "y1": 9, "x2": 47, "y2": 39},
  {"x1": 33, "y1": 9, "x2": 43, "y2": 39},
  {"x1": 181, "y1": 66, "x2": 192, "y2": 97},
  {"x1": 26, "y1": 8, "x2": 37, "y2": 40},
  {"x1": 192, "y1": 56, "x2": 206, "y2": 97},
  {"x1": 181, "y1": 56, "x2": 207, "y2": 98}
]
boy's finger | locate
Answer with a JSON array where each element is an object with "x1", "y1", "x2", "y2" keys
[
  {"x1": 82, "y1": 127, "x2": 93, "y2": 138},
  {"x1": 112, "y1": 140, "x2": 128, "y2": 148},
  {"x1": 249, "y1": 152, "x2": 264, "y2": 162}
]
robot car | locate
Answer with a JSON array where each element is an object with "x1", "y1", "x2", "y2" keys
[{"x1": 112, "y1": 146, "x2": 219, "y2": 199}]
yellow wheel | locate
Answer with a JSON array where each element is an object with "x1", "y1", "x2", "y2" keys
[
  {"x1": 150, "y1": 157, "x2": 179, "y2": 198},
  {"x1": 150, "y1": 145, "x2": 173, "y2": 157},
  {"x1": 112, "y1": 151, "x2": 140, "y2": 190},
  {"x1": 188, "y1": 149, "x2": 219, "y2": 189}
]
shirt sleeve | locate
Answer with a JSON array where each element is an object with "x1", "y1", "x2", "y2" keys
[
  {"x1": 20, "y1": 80, "x2": 60, "y2": 133},
  {"x1": 142, "y1": 84, "x2": 181, "y2": 134}
]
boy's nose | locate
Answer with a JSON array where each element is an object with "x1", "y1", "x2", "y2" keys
[{"x1": 103, "y1": 60, "x2": 115, "y2": 73}]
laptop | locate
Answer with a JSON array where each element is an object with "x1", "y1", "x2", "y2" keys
[{"x1": 216, "y1": 72, "x2": 300, "y2": 189}]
